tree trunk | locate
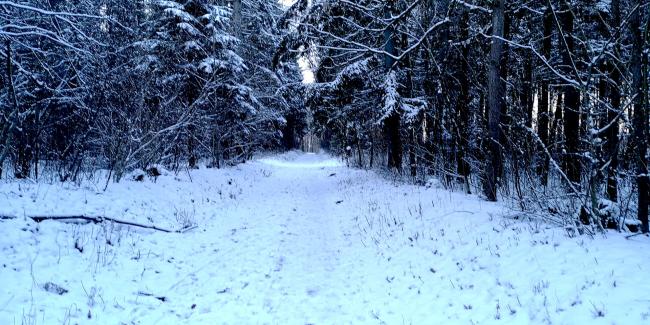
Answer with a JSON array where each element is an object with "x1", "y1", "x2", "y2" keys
[
  {"x1": 457, "y1": 8, "x2": 471, "y2": 193},
  {"x1": 421, "y1": 49, "x2": 436, "y2": 174},
  {"x1": 522, "y1": 56, "x2": 533, "y2": 129},
  {"x1": 604, "y1": 0, "x2": 621, "y2": 202},
  {"x1": 605, "y1": 68, "x2": 620, "y2": 201},
  {"x1": 559, "y1": 0, "x2": 581, "y2": 185},
  {"x1": 537, "y1": 6, "x2": 553, "y2": 185},
  {"x1": 231, "y1": 0, "x2": 243, "y2": 40},
  {"x1": 630, "y1": 1, "x2": 648, "y2": 232},
  {"x1": 401, "y1": 33, "x2": 416, "y2": 178},
  {"x1": 188, "y1": 125, "x2": 197, "y2": 169},
  {"x1": 498, "y1": 12, "x2": 511, "y2": 150},
  {"x1": 384, "y1": 1, "x2": 402, "y2": 171},
  {"x1": 385, "y1": 113, "x2": 402, "y2": 171},
  {"x1": 1, "y1": 40, "x2": 20, "y2": 178},
  {"x1": 484, "y1": 0, "x2": 505, "y2": 201}
]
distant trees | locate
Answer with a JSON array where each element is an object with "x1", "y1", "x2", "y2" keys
[{"x1": 277, "y1": 0, "x2": 650, "y2": 233}]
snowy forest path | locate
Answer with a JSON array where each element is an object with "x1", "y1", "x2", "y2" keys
[
  {"x1": 146, "y1": 152, "x2": 375, "y2": 323},
  {"x1": 216, "y1": 153, "x2": 373, "y2": 323}
]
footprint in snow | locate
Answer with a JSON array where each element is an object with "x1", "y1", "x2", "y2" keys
[{"x1": 274, "y1": 256, "x2": 285, "y2": 272}]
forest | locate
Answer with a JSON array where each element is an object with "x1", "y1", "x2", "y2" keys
[
  {"x1": 1, "y1": 0, "x2": 650, "y2": 324},
  {"x1": 2, "y1": 0, "x2": 649, "y2": 233}
]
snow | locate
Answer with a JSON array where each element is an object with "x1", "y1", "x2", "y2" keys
[
  {"x1": 177, "y1": 22, "x2": 201, "y2": 36},
  {"x1": 381, "y1": 70, "x2": 400, "y2": 121},
  {"x1": 1, "y1": 152, "x2": 649, "y2": 324},
  {"x1": 163, "y1": 7, "x2": 195, "y2": 23}
]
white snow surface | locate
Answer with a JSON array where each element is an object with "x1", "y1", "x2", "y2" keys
[{"x1": 1, "y1": 152, "x2": 649, "y2": 324}]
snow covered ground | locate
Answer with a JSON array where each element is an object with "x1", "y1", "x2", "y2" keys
[{"x1": 1, "y1": 152, "x2": 649, "y2": 324}]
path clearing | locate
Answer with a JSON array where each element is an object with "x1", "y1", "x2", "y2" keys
[{"x1": 1, "y1": 152, "x2": 649, "y2": 324}]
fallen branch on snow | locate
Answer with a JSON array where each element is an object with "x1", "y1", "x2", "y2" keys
[
  {"x1": 137, "y1": 291, "x2": 168, "y2": 302},
  {"x1": 0, "y1": 215, "x2": 194, "y2": 233},
  {"x1": 625, "y1": 232, "x2": 649, "y2": 239}
]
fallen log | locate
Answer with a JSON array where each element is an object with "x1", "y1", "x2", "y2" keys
[{"x1": 0, "y1": 215, "x2": 179, "y2": 233}]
